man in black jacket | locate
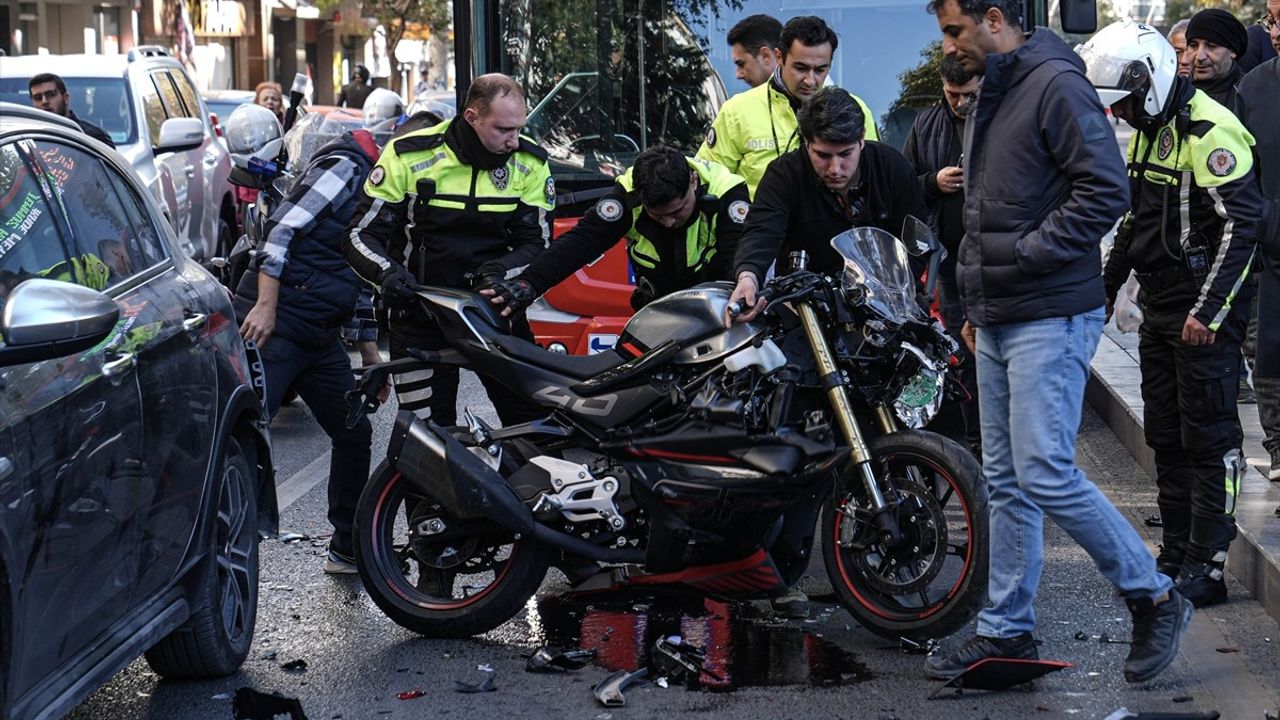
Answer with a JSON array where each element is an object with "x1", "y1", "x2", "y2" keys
[
  {"x1": 337, "y1": 64, "x2": 374, "y2": 110},
  {"x1": 923, "y1": 0, "x2": 1192, "y2": 685},
  {"x1": 903, "y1": 55, "x2": 981, "y2": 455},
  {"x1": 1186, "y1": 8, "x2": 1249, "y2": 109},
  {"x1": 28, "y1": 73, "x2": 115, "y2": 148},
  {"x1": 1236, "y1": 28, "x2": 1280, "y2": 485},
  {"x1": 234, "y1": 124, "x2": 382, "y2": 574},
  {"x1": 727, "y1": 86, "x2": 926, "y2": 318}
]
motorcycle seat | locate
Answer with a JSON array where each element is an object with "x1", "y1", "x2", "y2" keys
[{"x1": 492, "y1": 334, "x2": 628, "y2": 379}]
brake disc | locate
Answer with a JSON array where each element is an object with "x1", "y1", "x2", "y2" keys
[{"x1": 848, "y1": 483, "x2": 949, "y2": 595}]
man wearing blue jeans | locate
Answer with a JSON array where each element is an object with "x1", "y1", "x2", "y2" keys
[{"x1": 926, "y1": 0, "x2": 1194, "y2": 683}]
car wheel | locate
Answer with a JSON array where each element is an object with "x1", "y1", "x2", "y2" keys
[{"x1": 145, "y1": 437, "x2": 259, "y2": 678}]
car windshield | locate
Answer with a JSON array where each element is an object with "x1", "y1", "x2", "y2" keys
[{"x1": 0, "y1": 77, "x2": 137, "y2": 147}]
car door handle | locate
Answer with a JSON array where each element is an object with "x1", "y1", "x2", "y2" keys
[
  {"x1": 183, "y1": 312, "x2": 207, "y2": 334},
  {"x1": 102, "y1": 351, "x2": 136, "y2": 378}
]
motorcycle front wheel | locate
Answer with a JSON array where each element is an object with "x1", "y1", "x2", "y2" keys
[
  {"x1": 354, "y1": 460, "x2": 552, "y2": 637},
  {"x1": 822, "y1": 429, "x2": 988, "y2": 640}
]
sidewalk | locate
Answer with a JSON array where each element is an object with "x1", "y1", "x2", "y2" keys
[{"x1": 1086, "y1": 324, "x2": 1280, "y2": 624}]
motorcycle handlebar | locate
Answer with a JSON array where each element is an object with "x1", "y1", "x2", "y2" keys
[{"x1": 726, "y1": 285, "x2": 775, "y2": 319}]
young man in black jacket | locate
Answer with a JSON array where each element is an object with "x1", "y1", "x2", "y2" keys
[
  {"x1": 727, "y1": 86, "x2": 927, "y2": 317},
  {"x1": 923, "y1": 0, "x2": 1192, "y2": 685},
  {"x1": 903, "y1": 56, "x2": 982, "y2": 456}
]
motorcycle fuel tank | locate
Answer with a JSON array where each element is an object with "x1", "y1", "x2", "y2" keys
[{"x1": 620, "y1": 282, "x2": 763, "y2": 365}]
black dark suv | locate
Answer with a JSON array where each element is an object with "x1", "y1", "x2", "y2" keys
[{"x1": 0, "y1": 103, "x2": 277, "y2": 720}]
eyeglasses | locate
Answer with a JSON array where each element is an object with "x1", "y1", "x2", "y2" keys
[{"x1": 30, "y1": 89, "x2": 63, "y2": 102}]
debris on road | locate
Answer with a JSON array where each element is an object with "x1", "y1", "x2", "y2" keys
[
  {"x1": 594, "y1": 668, "x2": 649, "y2": 707},
  {"x1": 233, "y1": 687, "x2": 308, "y2": 720},
  {"x1": 280, "y1": 659, "x2": 308, "y2": 673},
  {"x1": 454, "y1": 672, "x2": 498, "y2": 693},
  {"x1": 1103, "y1": 708, "x2": 1220, "y2": 720},
  {"x1": 396, "y1": 689, "x2": 425, "y2": 700},
  {"x1": 525, "y1": 646, "x2": 596, "y2": 673},
  {"x1": 280, "y1": 532, "x2": 309, "y2": 543}
]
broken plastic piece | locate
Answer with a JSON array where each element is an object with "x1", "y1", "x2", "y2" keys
[
  {"x1": 396, "y1": 689, "x2": 425, "y2": 700},
  {"x1": 1098, "y1": 633, "x2": 1130, "y2": 645},
  {"x1": 454, "y1": 673, "x2": 497, "y2": 693},
  {"x1": 929, "y1": 658, "x2": 1072, "y2": 698},
  {"x1": 233, "y1": 687, "x2": 308, "y2": 720},
  {"x1": 280, "y1": 659, "x2": 308, "y2": 672},
  {"x1": 594, "y1": 668, "x2": 649, "y2": 707},
  {"x1": 280, "y1": 532, "x2": 309, "y2": 543},
  {"x1": 1103, "y1": 709, "x2": 1220, "y2": 720},
  {"x1": 898, "y1": 637, "x2": 940, "y2": 654},
  {"x1": 1074, "y1": 631, "x2": 1089, "y2": 641},
  {"x1": 526, "y1": 646, "x2": 596, "y2": 673},
  {"x1": 656, "y1": 676, "x2": 669, "y2": 688}
]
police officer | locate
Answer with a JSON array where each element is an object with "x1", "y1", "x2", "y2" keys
[
  {"x1": 481, "y1": 147, "x2": 749, "y2": 316},
  {"x1": 1082, "y1": 21, "x2": 1264, "y2": 607},
  {"x1": 697, "y1": 16, "x2": 878, "y2": 197},
  {"x1": 345, "y1": 74, "x2": 552, "y2": 427}
]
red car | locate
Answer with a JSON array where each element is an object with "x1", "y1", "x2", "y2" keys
[{"x1": 526, "y1": 217, "x2": 635, "y2": 355}]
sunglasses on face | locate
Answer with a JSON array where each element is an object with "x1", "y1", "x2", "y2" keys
[{"x1": 30, "y1": 89, "x2": 63, "y2": 102}]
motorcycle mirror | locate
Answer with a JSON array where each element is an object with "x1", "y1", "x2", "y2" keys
[{"x1": 901, "y1": 216, "x2": 935, "y2": 257}]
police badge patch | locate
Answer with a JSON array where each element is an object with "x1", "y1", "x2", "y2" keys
[
  {"x1": 490, "y1": 166, "x2": 509, "y2": 190},
  {"x1": 706, "y1": 127, "x2": 717, "y2": 148},
  {"x1": 369, "y1": 166, "x2": 386, "y2": 186},
  {"x1": 1156, "y1": 127, "x2": 1174, "y2": 161},
  {"x1": 596, "y1": 198, "x2": 624, "y2": 222},
  {"x1": 728, "y1": 200, "x2": 749, "y2": 224},
  {"x1": 544, "y1": 177, "x2": 556, "y2": 206},
  {"x1": 1207, "y1": 148, "x2": 1236, "y2": 177}
]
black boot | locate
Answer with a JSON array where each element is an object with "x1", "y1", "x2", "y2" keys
[
  {"x1": 1124, "y1": 589, "x2": 1193, "y2": 683},
  {"x1": 924, "y1": 633, "x2": 1038, "y2": 680},
  {"x1": 1174, "y1": 551, "x2": 1228, "y2": 608},
  {"x1": 1154, "y1": 545, "x2": 1183, "y2": 581}
]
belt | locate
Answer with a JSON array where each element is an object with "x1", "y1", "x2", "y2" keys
[{"x1": 1135, "y1": 265, "x2": 1192, "y2": 295}]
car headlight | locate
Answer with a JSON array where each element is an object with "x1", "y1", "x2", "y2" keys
[{"x1": 892, "y1": 343, "x2": 946, "y2": 429}]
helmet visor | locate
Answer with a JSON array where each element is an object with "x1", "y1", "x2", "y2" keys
[{"x1": 1077, "y1": 44, "x2": 1150, "y2": 106}]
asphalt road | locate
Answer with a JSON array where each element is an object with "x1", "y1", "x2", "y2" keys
[{"x1": 67, "y1": 369, "x2": 1280, "y2": 720}]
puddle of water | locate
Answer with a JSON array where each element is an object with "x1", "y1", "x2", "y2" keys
[{"x1": 531, "y1": 590, "x2": 870, "y2": 691}]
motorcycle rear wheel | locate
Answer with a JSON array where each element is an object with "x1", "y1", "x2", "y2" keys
[
  {"x1": 822, "y1": 429, "x2": 988, "y2": 640},
  {"x1": 355, "y1": 460, "x2": 552, "y2": 637}
]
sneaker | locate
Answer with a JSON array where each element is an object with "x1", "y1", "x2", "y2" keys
[
  {"x1": 324, "y1": 547, "x2": 358, "y2": 575},
  {"x1": 1124, "y1": 589, "x2": 1193, "y2": 683},
  {"x1": 769, "y1": 587, "x2": 811, "y2": 619},
  {"x1": 1174, "y1": 554, "x2": 1228, "y2": 608},
  {"x1": 1267, "y1": 448, "x2": 1279, "y2": 482},
  {"x1": 924, "y1": 633, "x2": 1039, "y2": 680}
]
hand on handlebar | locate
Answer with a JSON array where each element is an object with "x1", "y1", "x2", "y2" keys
[
  {"x1": 478, "y1": 276, "x2": 536, "y2": 317},
  {"x1": 725, "y1": 272, "x2": 766, "y2": 326}
]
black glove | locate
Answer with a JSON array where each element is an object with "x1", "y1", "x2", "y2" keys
[
  {"x1": 485, "y1": 277, "x2": 537, "y2": 316},
  {"x1": 630, "y1": 276, "x2": 657, "y2": 312},
  {"x1": 378, "y1": 265, "x2": 421, "y2": 309},
  {"x1": 469, "y1": 261, "x2": 507, "y2": 291}
]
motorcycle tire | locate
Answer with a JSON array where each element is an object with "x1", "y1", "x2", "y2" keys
[
  {"x1": 354, "y1": 459, "x2": 552, "y2": 638},
  {"x1": 822, "y1": 429, "x2": 988, "y2": 640}
]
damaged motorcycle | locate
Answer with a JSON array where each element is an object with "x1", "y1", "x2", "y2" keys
[{"x1": 346, "y1": 218, "x2": 988, "y2": 641}]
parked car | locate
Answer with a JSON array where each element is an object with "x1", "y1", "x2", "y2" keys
[
  {"x1": 0, "y1": 103, "x2": 276, "y2": 720},
  {"x1": 0, "y1": 47, "x2": 237, "y2": 272}
]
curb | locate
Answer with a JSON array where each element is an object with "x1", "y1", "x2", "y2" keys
[{"x1": 1087, "y1": 342, "x2": 1280, "y2": 625}]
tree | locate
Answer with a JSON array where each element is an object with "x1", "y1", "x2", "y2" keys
[{"x1": 314, "y1": 0, "x2": 450, "y2": 92}]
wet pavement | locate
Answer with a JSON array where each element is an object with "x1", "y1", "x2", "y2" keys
[{"x1": 64, "y1": 372, "x2": 1280, "y2": 720}]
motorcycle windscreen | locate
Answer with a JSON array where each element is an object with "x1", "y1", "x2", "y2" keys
[{"x1": 830, "y1": 227, "x2": 919, "y2": 322}]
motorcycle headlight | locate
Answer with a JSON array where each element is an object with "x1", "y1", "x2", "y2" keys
[{"x1": 892, "y1": 343, "x2": 946, "y2": 429}]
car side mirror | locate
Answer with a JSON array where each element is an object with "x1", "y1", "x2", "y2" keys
[
  {"x1": 0, "y1": 279, "x2": 120, "y2": 366},
  {"x1": 1058, "y1": 0, "x2": 1098, "y2": 35},
  {"x1": 155, "y1": 117, "x2": 205, "y2": 152}
]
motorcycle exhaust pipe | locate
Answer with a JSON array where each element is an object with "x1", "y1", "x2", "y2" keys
[
  {"x1": 387, "y1": 411, "x2": 646, "y2": 564},
  {"x1": 388, "y1": 411, "x2": 535, "y2": 534}
]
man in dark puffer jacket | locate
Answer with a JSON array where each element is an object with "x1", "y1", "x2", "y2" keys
[{"x1": 922, "y1": 0, "x2": 1193, "y2": 686}]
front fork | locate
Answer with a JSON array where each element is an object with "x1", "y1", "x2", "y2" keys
[{"x1": 795, "y1": 300, "x2": 905, "y2": 548}]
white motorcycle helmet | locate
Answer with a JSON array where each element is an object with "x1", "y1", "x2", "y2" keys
[
  {"x1": 362, "y1": 87, "x2": 405, "y2": 130},
  {"x1": 1076, "y1": 20, "x2": 1178, "y2": 117},
  {"x1": 224, "y1": 103, "x2": 284, "y2": 170}
]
